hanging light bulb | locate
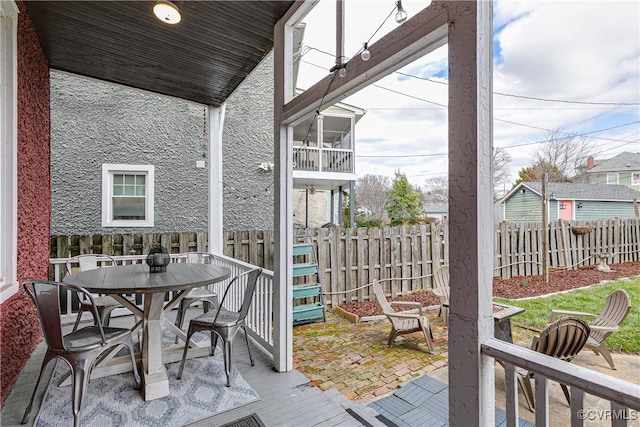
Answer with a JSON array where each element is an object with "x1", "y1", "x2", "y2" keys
[
  {"x1": 338, "y1": 66, "x2": 347, "y2": 78},
  {"x1": 360, "y1": 43, "x2": 371, "y2": 61},
  {"x1": 395, "y1": 0, "x2": 407, "y2": 23}
]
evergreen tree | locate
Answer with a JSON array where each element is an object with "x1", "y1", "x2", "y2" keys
[{"x1": 386, "y1": 170, "x2": 424, "y2": 225}]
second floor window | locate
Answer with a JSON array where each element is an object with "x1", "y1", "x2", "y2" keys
[
  {"x1": 606, "y1": 173, "x2": 619, "y2": 185},
  {"x1": 102, "y1": 164, "x2": 154, "y2": 227},
  {"x1": 632, "y1": 172, "x2": 640, "y2": 186}
]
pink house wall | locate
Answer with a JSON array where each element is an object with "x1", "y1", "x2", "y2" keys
[{"x1": 0, "y1": 1, "x2": 50, "y2": 407}]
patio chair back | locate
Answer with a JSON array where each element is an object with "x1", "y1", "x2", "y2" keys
[
  {"x1": 533, "y1": 316, "x2": 590, "y2": 362},
  {"x1": 590, "y1": 289, "x2": 631, "y2": 343},
  {"x1": 24, "y1": 280, "x2": 69, "y2": 350}
]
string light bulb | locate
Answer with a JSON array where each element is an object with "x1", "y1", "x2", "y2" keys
[
  {"x1": 360, "y1": 43, "x2": 371, "y2": 61},
  {"x1": 395, "y1": 0, "x2": 407, "y2": 23},
  {"x1": 339, "y1": 67, "x2": 347, "y2": 78}
]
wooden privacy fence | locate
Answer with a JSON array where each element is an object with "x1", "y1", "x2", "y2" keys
[
  {"x1": 495, "y1": 218, "x2": 640, "y2": 279},
  {"x1": 50, "y1": 219, "x2": 640, "y2": 306}
]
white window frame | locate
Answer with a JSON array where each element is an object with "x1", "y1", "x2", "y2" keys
[
  {"x1": 0, "y1": 1, "x2": 19, "y2": 303},
  {"x1": 606, "y1": 173, "x2": 619, "y2": 185},
  {"x1": 102, "y1": 164, "x2": 155, "y2": 227},
  {"x1": 632, "y1": 172, "x2": 640, "y2": 186}
]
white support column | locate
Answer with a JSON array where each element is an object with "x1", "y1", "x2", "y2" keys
[
  {"x1": 208, "y1": 104, "x2": 226, "y2": 255},
  {"x1": 447, "y1": 1, "x2": 494, "y2": 426},
  {"x1": 273, "y1": 13, "x2": 295, "y2": 373}
]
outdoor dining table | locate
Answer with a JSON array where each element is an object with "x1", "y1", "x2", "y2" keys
[
  {"x1": 63, "y1": 262, "x2": 231, "y2": 400},
  {"x1": 492, "y1": 302, "x2": 525, "y2": 343}
]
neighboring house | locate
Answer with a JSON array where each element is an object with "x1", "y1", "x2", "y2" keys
[
  {"x1": 580, "y1": 152, "x2": 640, "y2": 191},
  {"x1": 292, "y1": 99, "x2": 365, "y2": 228},
  {"x1": 500, "y1": 182, "x2": 640, "y2": 222},
  {"x1": 424, "y1": 204, "x2": 448, "y2": 222}
]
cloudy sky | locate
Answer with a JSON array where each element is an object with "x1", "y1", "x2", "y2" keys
[{"x1": 295, "y1": 0, "x2": 640, "y2": 193}]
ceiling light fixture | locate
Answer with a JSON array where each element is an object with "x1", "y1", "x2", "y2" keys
[
  {"x1": 395, "y1": 0, "x2": 407, "y2": 24},
  {"x1": 153, "y1": 0, "x2": 181, "y2": 25}
]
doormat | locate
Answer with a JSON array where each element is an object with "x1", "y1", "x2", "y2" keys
[
  {"x1": 219, "y1": 413, "x2": 266, "y2": 427},
  {"x1": 33, "y1": 353, "x2": 260, "y2": 426}
]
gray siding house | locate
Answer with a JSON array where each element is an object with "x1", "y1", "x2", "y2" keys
[
  {"x1": 581, "y1": 152, "x2": 640, "y2": 191},
  {"x1": 500, "y1": 182, "x2": 640, "y2": 222}
]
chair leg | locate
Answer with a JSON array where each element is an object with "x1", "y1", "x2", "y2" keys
[
  {"x1": 223, "y1": 337, "x2": 233, "y2": 387},
  {"x1": 70, "y1": 358, "x2": 93, "y2": 427},
  {"x1": 597, "y1": 345, "x2": 616, "y2": 370},
  {"x1": 123, "y1": 339, "x2": 141, "y2": 386},
  {"x1": 174, "y1": 299, "x2": 188, "y2": 344},
  {"x1": 419, "y1": 318, "x2": 433, "y2": 354},
  {"x1": 387, "y1": 328, "x2": 399, "y2": 346},
  {"x1": 72, "y1": 307, "x2": 85, "y2": 332},
  {"x1": 21, "y1": 353, "x2": 55, "y2": 424},
  {"x1": 517, "y1": 373, "x2": 535, "y2": 411},
  {"x1": 241, "y1": 326, "x2": 255, "y2": 366},
  {"x1": 560, "y1": 384, "x2": 571, "y2": 406},
  {"x1": 177, "y1": 326, "x2": 197, "y2": 379}
]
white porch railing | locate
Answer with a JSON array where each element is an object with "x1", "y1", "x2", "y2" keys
[
  {"x1": 49, "y1": 253, "x2": 275, "y2": 357},
  {"x1": 293, "y1": 146, "x2": 354, "y2": 173},
  {"x1": 483, "y1": 338, "x2": 640, "y2": 427}
]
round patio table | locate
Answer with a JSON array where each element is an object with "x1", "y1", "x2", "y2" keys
[{"x1": 64, "y1": 262, "x2": 230, "y2": 400}]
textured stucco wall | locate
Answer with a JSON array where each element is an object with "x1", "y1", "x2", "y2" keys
[
  {"x1": 50, "y1": 71, "x2": 209, "y2": 234},
  {"x1": 1, "y1": 1, "x2": 50, "y2": 406},
  {"x1": 222, "y1": 54, "x2": 275, "y2": 230}
]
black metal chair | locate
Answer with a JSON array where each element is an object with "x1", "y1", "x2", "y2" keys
[
  {"x1": 177, "y1": 268, "x2": 262, "y2": 387},
  {"x1": 21, "y1": 280, "x2": 140, "y2": 427},
  {"x1": 66, "y1": 254, "x2": 126, "y2": 331},
  {"x1": 173, "y1": 252, "x2": 220, "y2": 343}
]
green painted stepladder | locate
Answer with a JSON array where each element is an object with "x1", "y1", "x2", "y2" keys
[{"x1": 292, "y1": 233, "x2": 326, "y2": 325}]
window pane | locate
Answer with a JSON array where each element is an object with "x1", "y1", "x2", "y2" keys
[
  {"x1": 124, "y1": 175, "x2": 135, "y2": 185},
  {"x1": 113, "y1": 197, "x2": 145, "y2": 220},
  {"x1": 136, "y1": 186, "x2": 145, "y2": 196},
  {"x1": 114, "y1": 174, "x2": 123, "y2": 185},
  {"x1": 136, "y1": 175, "x2": 145, "y2": 185},
  {"x1": 113, "y1": 185, "x2": 123, "y2": 196}
]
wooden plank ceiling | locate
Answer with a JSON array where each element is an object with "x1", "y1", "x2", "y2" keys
[{"x1": 24, "y1": 1, "x2": 294, "y2": 106}]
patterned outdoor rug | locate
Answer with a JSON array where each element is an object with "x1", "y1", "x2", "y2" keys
[{"x1": 33, "y1": 344, "x2": 260, "y2": 426}]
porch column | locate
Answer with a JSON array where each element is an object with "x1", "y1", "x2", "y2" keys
[
  {"x1": 447, "y1": 1, "x2": 494, "y2": 426},
  {"x1": 208, "y1": 104, "x2": 226, "y2": 255}
]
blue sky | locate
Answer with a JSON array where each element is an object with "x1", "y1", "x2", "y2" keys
[{"x1": 296, "y1": 0, "x2": 640, "y2": 192}]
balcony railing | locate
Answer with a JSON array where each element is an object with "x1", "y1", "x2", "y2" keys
[
  {"x1": 293, "y1": 146, "x2": 354, "y2": 174},
  {"x1": 483, "y1": 338, "x2": 640, "y2": 427},
  {"x1": 49, "y1": 253, "x2": 275, "y2": 357}
]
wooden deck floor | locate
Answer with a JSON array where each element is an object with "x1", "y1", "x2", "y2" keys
[{"x1": 1, "y1": 312, "x2": 382, "y2": 427}]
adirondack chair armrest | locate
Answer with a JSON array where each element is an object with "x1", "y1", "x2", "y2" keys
[
  {"x1": 386, "y1": 312, "x2": 421, "y2": 320},
  {"x1": 389, "y1": 301, "x2": 424, "y2": 315},
  {"x1": 550, "y1": 309, "x2": 597, "y2": 322},
  {"x1": 589, "y1": 325, "x2": 619, "y2": 333}
]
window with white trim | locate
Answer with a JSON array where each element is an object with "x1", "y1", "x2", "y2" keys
[
  {"x1": 606, "y1": 173, "x2": 619, "y2": 185},
  {"x1": 102, "y1": 164, "x2": 155, "y2": 227},
  {"x1": 632, "y1": 172, "x2": 640, "y2": 186},
  {"x1": 0, "y1": 1, "x2": 18, "y2": 303}
]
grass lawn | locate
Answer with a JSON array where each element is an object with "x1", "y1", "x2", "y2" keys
[{"x1": 494, "y1": 277, "x2": 640, "y2": 354}]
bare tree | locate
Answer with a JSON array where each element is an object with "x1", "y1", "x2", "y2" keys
[
  {"x1": 423, "y1": 176, "x2": 449, "y2": 203},
  {"x1": 534, "y1": 130, "x2": 594, "y2": 180},
  {"x1": 492, "y1": 147, "x2": 511, "y2": 199},
  {"x1": 425, "y1": 147, "x2": 512, "y2": 202},
  {"x1": 354, "y1": 174, "x2": 391, "y2": 222}
]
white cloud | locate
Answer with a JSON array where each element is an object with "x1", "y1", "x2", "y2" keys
[{"x1": 297, "y1": 1, "x2": 640, "y2": 189}]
